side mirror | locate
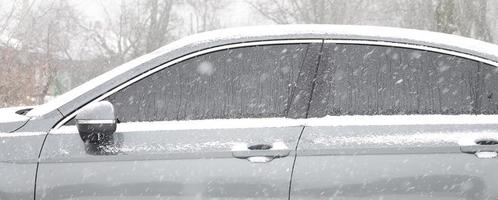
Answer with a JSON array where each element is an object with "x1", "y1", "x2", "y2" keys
[{"x1": 76, "y1": 101, "x2": 117, "y2": 145}]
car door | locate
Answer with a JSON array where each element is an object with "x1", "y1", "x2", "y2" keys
[
  {"x1": 0, "y1": 108, "x2": 63, "y2": 200},
  {"x1": 36, "y1": 41, "x2": 323, "y2": 199},
  {"x1": 291, "y1": 41, "x2": 498, "y2": 199},
  {"x1": 0, "y1": 130, "x2": 48, "y2": 200}
]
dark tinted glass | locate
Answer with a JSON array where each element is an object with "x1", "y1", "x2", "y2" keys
[
  {"x1": 481, "y1": 63, "x2": 498, "y2": 114},
  {"x1": 107, "y1": 44, "x2": 308, "y2": 122},
  {"x1": 309, "y1": 44, "x2": 498, "y2": 117}
]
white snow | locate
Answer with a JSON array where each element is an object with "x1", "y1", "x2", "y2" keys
[
  {"x1": 304, "y1": 115, "x2": 498, "y2": 127},
  {"x1": 26, "y1": 25, "x2": 498, "y2": 117},
  {"x1": 310, "y1": 131, "x2": 498, "y2": 147},
  {"x1": 44, "y1": 114, "x2": 498, "y2": 134},
  {"x1": 0, "y1": 131, "x2": 46, "y2": 138},
  {"x1": 167, "y1": 25, "x2": 498, "y2": 60},
  {"x1": 0, "y1": 106, "x2": 30, "y2": 123},
  {"x1": 246, "y1": 157, "x2": 272, "y2": 163},
  {"x1": 474, "y1": 151, "x2": 498, "y2": 159},
  {"x1": 271, "y1": 142, "x2": 288, "y2": 150},
  {"x1": 116, "y1": 141, "x2": 237, "y2": 153},
  {"x1": 196, "y1": 61, "x2": 215, "y2": 75},
  {"x1": 231, "y1": 143, "x2": 249, "y2": 151}
]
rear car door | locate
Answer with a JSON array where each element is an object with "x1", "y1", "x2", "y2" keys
[
  {"x1": 291, "y1": 41, "x2": 498, "y2": 199},
  {"x1": 36, "y1": 41, "x2": 322, "y2": 199}
]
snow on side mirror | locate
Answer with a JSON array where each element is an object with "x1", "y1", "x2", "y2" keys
[{"x1": 76, "y1": 101, "x2": 117, "y2": 145}]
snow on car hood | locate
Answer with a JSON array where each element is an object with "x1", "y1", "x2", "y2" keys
[{"x1": 0, "y1": 106, "x2": 31, "y2": 132}]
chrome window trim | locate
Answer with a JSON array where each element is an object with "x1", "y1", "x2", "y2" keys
[
  {"x1": 325, "y1": 39, "x2": 498, "y2": 67},
  {"x1": 53, "y1": 39, "x2": 322, "y2": 129}
]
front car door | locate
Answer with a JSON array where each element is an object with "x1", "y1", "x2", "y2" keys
[
  {"x1": 0, "y1": 130, "x2": 47, "y2": 200},
  {"x1": 36, "y1": 40, "x2": 322, "y2": 199},
  {"x1": 291, "y1": 41, "x2": 498, "y2": 199}
]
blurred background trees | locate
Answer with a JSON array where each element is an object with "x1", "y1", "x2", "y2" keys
[{"x1": 0, "y1": 0, "x2": 497, "y2": 107}]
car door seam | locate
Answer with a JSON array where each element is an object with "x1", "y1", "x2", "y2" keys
[
  {"x1": 33, "y1": 128, "x2": 50, "y2": 200},
  {"x1": 288, "y1": 125, "x2": 306, "y2": 200},
  {"x1": 288, "y1": 41, "x2": 323, "y2": 199}
]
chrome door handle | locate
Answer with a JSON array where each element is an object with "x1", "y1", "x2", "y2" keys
[
  {"x1": 231, "y1": 142, "x2": 291, "y2": 163},
  {"x1": 461, "y1": 139, "x2": 498, "y2": 159}
]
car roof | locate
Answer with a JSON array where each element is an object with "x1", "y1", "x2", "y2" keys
[
  {"x1": 162, "y1": 25, "x2": 498, "y2": 63},
  {"x1": 28, "y1": 25, "x2": 498, "y2": 118}
]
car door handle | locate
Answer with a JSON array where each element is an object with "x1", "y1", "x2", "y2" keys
[
  {"x1": 231, "y1": 142, "x2": 291, "y2": 163},
  {"x1": 460, "y1": 139, "x2": 498, "y2": 159}
]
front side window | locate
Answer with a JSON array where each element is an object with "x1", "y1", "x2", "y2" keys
[
  {"x1": 309, "y1": 44, "x2": 498, "y2": 117},
  {"x1": 106, "y1": 44, "x2": 309, "y2": 122}
]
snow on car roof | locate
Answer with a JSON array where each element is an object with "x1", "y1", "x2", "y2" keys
[
  {"x1": 27, "y1": 25, "x2": 498, "y2": 117},
  {"x1": 157, "y1": 25, "x2": 498, "y2": 62}
]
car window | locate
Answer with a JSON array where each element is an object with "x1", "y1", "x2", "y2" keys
[
  {"x1": 105, "y1": 44, "x2": 309, "y2": 122},
  {"x1": 308, "y1": 44, "x2": 498, "y2": 117}
]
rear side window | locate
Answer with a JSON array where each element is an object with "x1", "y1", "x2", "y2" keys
[
  {"x1": 106, "y1": 44, "x2": 308, "y2": 122},
  {"x1": 308, "y1": 44, "x2": 498, "y2": 117}
]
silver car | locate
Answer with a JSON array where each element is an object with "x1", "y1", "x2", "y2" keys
[{"x1": 1, "y1": 25, "x2": 498, "y2": 200}]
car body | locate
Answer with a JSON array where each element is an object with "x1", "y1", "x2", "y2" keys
[{"x1": 1, "y1": 25, "x2": 498, "y2": 199}]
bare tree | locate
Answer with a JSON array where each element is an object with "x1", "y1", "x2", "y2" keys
[
  {"x1": 146, "y1": 0, "x2": 174, "y2": 52},
  {"x1": 246, "y1": 0, "x2": 365, "y2": 24},
  {"x1": 78, "y1": 0, "x2": 177, "y2": 66},
  {"x1": 435, "y1": 0, "x2": 493, "y2": 42},
  {"x1": 0, "y1": 0, "x2": 82, "y2": 105},
  {"x1": 18, "y1": 0, "x2": 81, "y2": 103},
  {"x1": 471, "y1": 0, "x2": 492, "y2": 42},
  {"x1": 184, "y1": 0, "x2": 226, "y2": 33},
  {"x1": 435, "y1": 0, "x2": 458, "y2": 34},
  {"x1": 77, "y1": 0, "x2": 229, "y2": 75},
  {"x1": 399, "y1": 0, "x2": 436, "y2": 30}
]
